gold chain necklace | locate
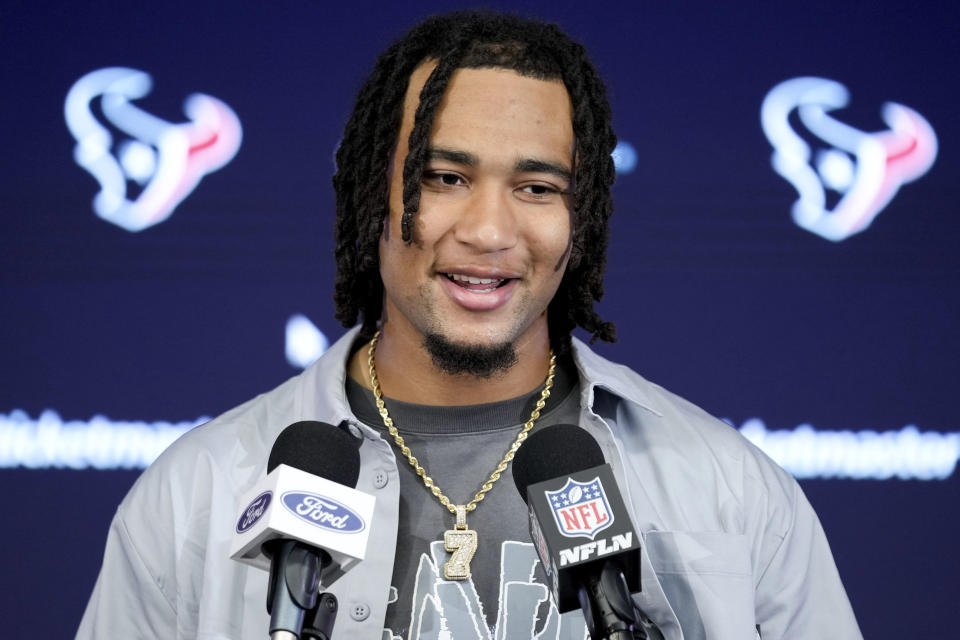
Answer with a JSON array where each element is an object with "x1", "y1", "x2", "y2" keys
[{"x1": 367, "y1": 330, "x2": 556, "y2": 580}]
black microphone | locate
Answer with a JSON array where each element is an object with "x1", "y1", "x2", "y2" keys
[
  {"x1": 262, "y1": 421, "x2": 360, "y2": 640},
  {"x1": 513, "y1": 424, "x2": 642, "y2": 640}
]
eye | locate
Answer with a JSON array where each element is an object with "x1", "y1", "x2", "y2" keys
[
  {"x1": 518, "y1": 182, "x2": 566, "y2": 201},
  {"x1": 523, "y1": 184, "x2": 557, "y2": 196},
  {"x1": 423, "y1": 171, "x2": 466, "y2": 187}
]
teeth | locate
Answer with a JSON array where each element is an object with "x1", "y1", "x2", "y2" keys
[{"x1": 449, "y1": 274, "x2": 499, "y2": 285}]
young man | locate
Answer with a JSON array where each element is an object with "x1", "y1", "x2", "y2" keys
[{"x1": 78, "y1": 12, "x2": 861, "y2": 640}]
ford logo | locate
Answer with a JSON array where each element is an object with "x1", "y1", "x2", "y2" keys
[
  {"x1": 236, "y1": 491, "x2": 272, "y2": 534},
  {"x1": 281, "y1": 491, "x2": 366, "y2": 533}
]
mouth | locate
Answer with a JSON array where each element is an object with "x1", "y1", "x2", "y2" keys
[
  {"x1": 443, "y1": 273, "x2": 513, "y2": 293},
  {"x1": 439, "y1": 271, "x2": 518, "y2": 311}
]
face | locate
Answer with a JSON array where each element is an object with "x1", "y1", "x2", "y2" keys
[{"x1": 379, "y1": 63, "x2": 574, "y2": 363}]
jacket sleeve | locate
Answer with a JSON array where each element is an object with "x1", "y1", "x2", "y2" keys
[
  {"x1": 75, "y1": 505, "x2": 178, "y2": 640},
  {"x1": 753, "y1": 481, "x2": 862, "y2": 639}
]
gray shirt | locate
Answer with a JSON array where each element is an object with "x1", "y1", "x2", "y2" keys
[{"x1": 345, "y1": 356, "x2": 580, "y2": 635}]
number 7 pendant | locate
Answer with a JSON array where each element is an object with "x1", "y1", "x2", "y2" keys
[{"x1": 443, "y1": 506, "x2": 478, "y2": 580}]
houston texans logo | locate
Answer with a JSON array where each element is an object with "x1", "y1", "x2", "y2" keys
[
  {"x1": 761, "y1": 77, "x2": 937, "y2": 242},
  {"x1": 65, "y1": 67, "x2": 242, "y2": 232}
]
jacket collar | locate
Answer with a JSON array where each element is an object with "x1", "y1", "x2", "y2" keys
[
  {"x1": 302, "y1": 327, "x2": 661, "y2": 421},
  {"x1": 570, "y1": 336, "x2": 663, "y2": 418},
  {"x1": 297, "y1": 325, "x2": 365, "y2": 427}
]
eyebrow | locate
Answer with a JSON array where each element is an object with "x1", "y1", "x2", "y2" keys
[
  {"x1": 427, "y1": 148, "x2": 477, "y2": 166},
  {"x1": 514, "y1": 158, "x2": 572, "y2": 183},
  {"x1": 427, "y1": 147, "x2": 572, "y2": 183}
]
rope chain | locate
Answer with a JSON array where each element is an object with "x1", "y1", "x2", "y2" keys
[{"x1": 367, "y1": 330, "x2": 556, "y2": 515}]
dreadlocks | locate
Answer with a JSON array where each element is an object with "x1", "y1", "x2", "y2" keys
[{"x1": 333, "y1": 10, "x2": 617, "y2": 353}]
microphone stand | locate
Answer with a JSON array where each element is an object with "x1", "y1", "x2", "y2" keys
[
  {"x1": 302, "y1": 593, "x2": 338, "y2": 640},
  {"x1": 577, "y1": 561, "x2": 645, "y2": 640},
  {"x1": 266, "y1": 540, "x2": 332, "y2": 640}
]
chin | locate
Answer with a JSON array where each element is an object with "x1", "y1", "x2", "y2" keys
[{"x1": 423, "y1": 333, "x2": 518, "y2": 378}]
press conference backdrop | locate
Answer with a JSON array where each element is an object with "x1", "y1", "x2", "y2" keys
[{"x1": 2, "y1": 1, "x2": 957, "y2": 636}]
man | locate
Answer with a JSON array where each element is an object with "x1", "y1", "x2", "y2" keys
[{"x1": 78, "y1": 11, "x2": 861, "y2": 640}]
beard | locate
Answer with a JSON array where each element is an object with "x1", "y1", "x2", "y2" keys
[{"x1": 423, "y1": 333, "x2": 518, "y2": 378}]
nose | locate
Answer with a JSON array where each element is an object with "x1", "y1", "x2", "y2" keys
[{"x1": 453, "y1": 183, "x2": 519, "y2": 252}]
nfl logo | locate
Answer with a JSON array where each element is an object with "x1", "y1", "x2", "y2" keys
[{"x1": 545, "y1": 477, "x2": 614, "y2": 539}]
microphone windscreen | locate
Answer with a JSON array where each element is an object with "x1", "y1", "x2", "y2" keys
[
  {"x1": 513, "y1": 424, "x2": 605, "y2": 503},
  {"x1": 267, "y1": 421, "x2": 361, "y2": 488}
]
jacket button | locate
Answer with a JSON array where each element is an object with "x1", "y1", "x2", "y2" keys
[
  {"x1": 350, "y1": 602, "x2": 370, "y2": 621},
  {"x1": 373, "y1": 469, "x2": 389, "y2": 489}
]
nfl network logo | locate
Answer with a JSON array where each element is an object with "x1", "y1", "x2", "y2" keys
[{"x1": 546, "y1": 477, "x2": 614, "y2": 540}]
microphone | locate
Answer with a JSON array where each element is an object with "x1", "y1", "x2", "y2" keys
[
  {"x1": 229, "y1": 421, "x2": 376, "y2": 639},
  {"x1": 513, "y1": 424, "x2": 642, "y2": 640}
]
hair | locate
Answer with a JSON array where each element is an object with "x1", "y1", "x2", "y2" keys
[{"x1": 332, "y1": 10, "x2": 617, "y2": 353}]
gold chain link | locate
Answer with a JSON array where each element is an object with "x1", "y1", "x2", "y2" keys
[{"x1": 367, "y1": 330, "x2": 555, "y2": 515}]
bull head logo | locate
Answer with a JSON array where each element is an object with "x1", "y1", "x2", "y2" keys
[
  {"x1": 761, "y1": 77, "x2": 936, "y2": 242},
  {"x1": 65, "y1": 67, "x2": 242, "y2": 232}
]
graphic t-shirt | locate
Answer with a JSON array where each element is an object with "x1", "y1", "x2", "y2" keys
[{"x1": 346, "y1": 356, "x2": 588, "y2": 640}]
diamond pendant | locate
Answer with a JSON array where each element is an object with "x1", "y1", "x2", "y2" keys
[{"x1": 443, "y1": 505, "x2": 478, "y2": 580}]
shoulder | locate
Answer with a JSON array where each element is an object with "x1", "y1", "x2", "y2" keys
[
  {"x1": 113, "y1": 368, "x2": 305, "y2": 561},
  {"x1": 95, "y1": 330, "x2": 362, "y2": 622},
  {"x1": 116, "y1": 327, "x2": 362, "y2": 550},
  {"x1": 564, "y1": 343, "x2": 860, "y2": 636},
  {"x1": 571, "y1": 338, "x2": 798, "y2": 535},
  {"x1": 571, "y1": 338, "x2": 766, "y2": 467},
  {"x1": 138, "y1": 327, "x2": 362, "y2": 493}
]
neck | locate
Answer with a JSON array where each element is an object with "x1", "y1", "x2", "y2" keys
[{"x1": 348, "y1": 323, "x2": 553, "y2": 406}]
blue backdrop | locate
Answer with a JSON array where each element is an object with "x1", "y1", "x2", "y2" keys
[{"x1": 3, "y1": 1, "x2": 958, "y2": 637}]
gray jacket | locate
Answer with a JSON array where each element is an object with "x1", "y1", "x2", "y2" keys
[{"x1": 77, "y1": 327, "x2": 861, "y2": 639}]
